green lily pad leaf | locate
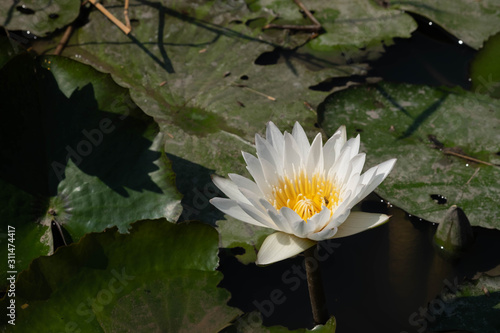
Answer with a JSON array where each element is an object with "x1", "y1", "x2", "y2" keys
[
  {"x1": 389, "y1": 0, "x2": 500, "y2": 49},
  {"x1": 320, "y1": 82, "x2": 500, "y2": 229},
  {"x1": 429, "y1": 274, "x2": 500, "y2": 333},
  {"x1": 0, "y1": 0, "x2": 80, "y2": 37},
  {"x1": 246, "y1": 0, "x2": 417, "y2": 52},
  {"x1": 66, "y1": 0, "x2": 368, "y2": 144},
  {"x1": 1, "y1": 220, "x2": 242, "y2": 331},
  {"x1": 0, "y1": 53, "x2": 182, "y2": 286},
  {"x1": 0, "y1": 35, "x2": 24, "y2": 69},
  {"x1": 470, "y1": 32, "x2": 500, "y2": 99},
  {"x1": 224, "y1": 312, "x2": 336, "y2": 332},
  {"x1": 217, "y1": 218, "x2": 274, "y2": 265}
]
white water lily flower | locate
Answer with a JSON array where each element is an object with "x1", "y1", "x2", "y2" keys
[{"x1": 210, "y1": 122, "x2": 396, "y2": 265}]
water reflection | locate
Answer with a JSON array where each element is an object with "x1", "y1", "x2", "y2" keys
[{"x1": 219, "y1": 193, "x2": 500, "y2": 332}]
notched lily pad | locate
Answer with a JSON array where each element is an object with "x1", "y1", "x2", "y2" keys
[
  {"x1": 429, "y1": 274, "x2": 500, "y2": 333},
  {"x1": 0, "y1": 220, "x2": 242, "y2": 331},
  {"x1": 0, "y1": 0, "x2": 80, "y2": 36},
  {"x1": 389, "y1": 0, "x2": 500, "y2": 49},
  {"x1": 0, "y1": 53, "x2": 182, "y2": 286},
  {"x1": 470, "y1": 32, "x2": 500, "y2": 99},
  {"x1": 224, "y1": 312, "x2": 336, "y2": 332},
  {"x1": 320, "y1": 82, "x2": 500, "y2": 229}
]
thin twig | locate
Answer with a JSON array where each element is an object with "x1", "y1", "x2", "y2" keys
[
  {"x1": 304, "y1": 245, "x2": 329, "y2": 325},
  {"x1": 124, "y1": 0, "x2": 131, "y2": 29},
  {"x1": 88, "y1": 0, "x2": 131, "y2": 34},
  {"x1": 231, "y1": 83, "x2": 276, "y2": 101},
  {"x1": 465, "y1": 167, "x2": 480, "y2": 185},
  {"x1": 54, "y1": 25, "x2": 74, "y2": 55},
  {"x1": 293, "y1": 0, "x2": 320, "y2": 26},
  {"x1": 443, "y1": 150, "x2": 495, "y2": 167},
  {"x1": 263, "y1": 24, "x2": 321, "y2": 32}
]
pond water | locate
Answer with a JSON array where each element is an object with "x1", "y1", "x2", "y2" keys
[{"x1": 219, "y1": 193, "x2": 500, "y2": 332}]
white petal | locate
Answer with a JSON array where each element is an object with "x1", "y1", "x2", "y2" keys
[
  {"x1": 256, "y1": 134, "x2": 282, "y2": 174},
  {"x1": 331, "y1": 212, "x2": 390, "y2": 238},
  {"x1": 280, "y1": 207, "x2": 309, "y2": 238},
  {"x1": 325, "y1": 190, "x2": 353, "y2": 229},
  {"x1": 212, "y1": 175, "x2": 250, "y2": 204},
  {"x1": 355, "y1": 158, "x2": 397, "y2": 202},
  {"x1": 228, "y1": 173, "x2": 263, "y2": 197},
  {"x1": 306, "y1": 133, "x2": 324, "y2": 176},
  {"x1": 292, "y1": 122, "x2": 310, "y2": 159},
  {"x1": 243, "y1": 152, "x2": 270, "y2": 195},
  {"x1": 210, "y1": 198, "x2": 267, "y2": 227},
  {"x1": 268, "y1": 209, "x2": 295, "y2": 234},
  {"x1": 308, "y1": 227, "x2": 337, "y2": 241},
  {"x1": 266, "y1": 121, "x2": 285, "y2": 159},
  {"x1": 256, "y1": 232, "x2": 316, "y2": 265},
  {"x1": 349, "y1": 153, "x2": 366, "y2": 178},
  {"x1": 336, "y1": 125, "x2": 347, "y2": 144},
  {"x1": 328, "y1": 145, "x2": 352, "y2": 185},
  {"x1": 323, "y1": 126, "x2": 346, "y2": 169},
  {"x1": 260, "y1": 157, "x2": 279, "y2": 187},
  {"x1": 343, "y1": 172, "x2": 361, "y2": 200},
  {"x1": 238, "y1": 201, "x2": 277, "y2": 229},
  {"x1": 345, "y1": 134, "x2": 361, "y2": 159},
  {"x1": 283, "y1": 132, "x2": 302, "y2": 176},
  {"x1": 306, "y1": 208, "x2": 331, "y2": 235}
]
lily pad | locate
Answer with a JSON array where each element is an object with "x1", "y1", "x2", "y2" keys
[
  {"x1": 429, "y1": 274, "x2": 500, "y2": 333},
  {"x1": 0, "y1": 35, "x2": 24, "y2": 69},
  {"x1": 470, "y1": 32, "x2": 500, "y2": 99},
  {"x1": 0, "y1": 220, "x2": 242, "y2": 331},
  {"x1": 217, "y1": 219, "x2": 274, "y2": 265},
  {"x1": 320, "y1": 81, "x2": 500, "y2": 229},
  {"x1": 0, "y1": 0, "x2": 80, "y2": 37},
  {"x1": 246, "y1": 0, "x2": 417, "y2": 52},
  {"x1": 225, "y1": 312, "x2": 336, "y2": 332},
  {"x1": 389, "y1": 0, "x2": 500, "y2": 49},
  {"x1": 0, "y1": 53, "x2": 182, "y2": 286}
]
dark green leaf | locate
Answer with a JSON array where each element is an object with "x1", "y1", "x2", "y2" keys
[
  {"x1": 320, "y1": 82, "x2": 500, "y2": 229},
  {"x1": 1, "y1": 220, "x2": 241, "y2": 331},
  {"x1": 0, "y1": 54, "x2": 182, "y2": 286},
  {"x1": 470, "y1": 32, "x2": 500, "y2": 99},
  {"x1": 0, "y1": 0, "x2": 80, "y2": 36}
]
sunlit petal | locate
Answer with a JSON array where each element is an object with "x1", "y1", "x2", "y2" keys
[
  {"x1": 292, "y1": 121, "x2": 310, "y2": 159},
  {"x1": 331, "y1": 212, "x2": 390, "y2": 238},
  {"x1": 256, "y1": 232, "x2": 316, "y2": 265}
]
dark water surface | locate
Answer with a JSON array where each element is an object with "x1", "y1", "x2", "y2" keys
[{"x1": 219, "y1": 194, "x2": 500, "y2": 332}]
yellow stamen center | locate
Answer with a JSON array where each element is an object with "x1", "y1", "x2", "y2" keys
[{"x1": 271, "y1": 170, "x2": 340, "y2": 221}]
